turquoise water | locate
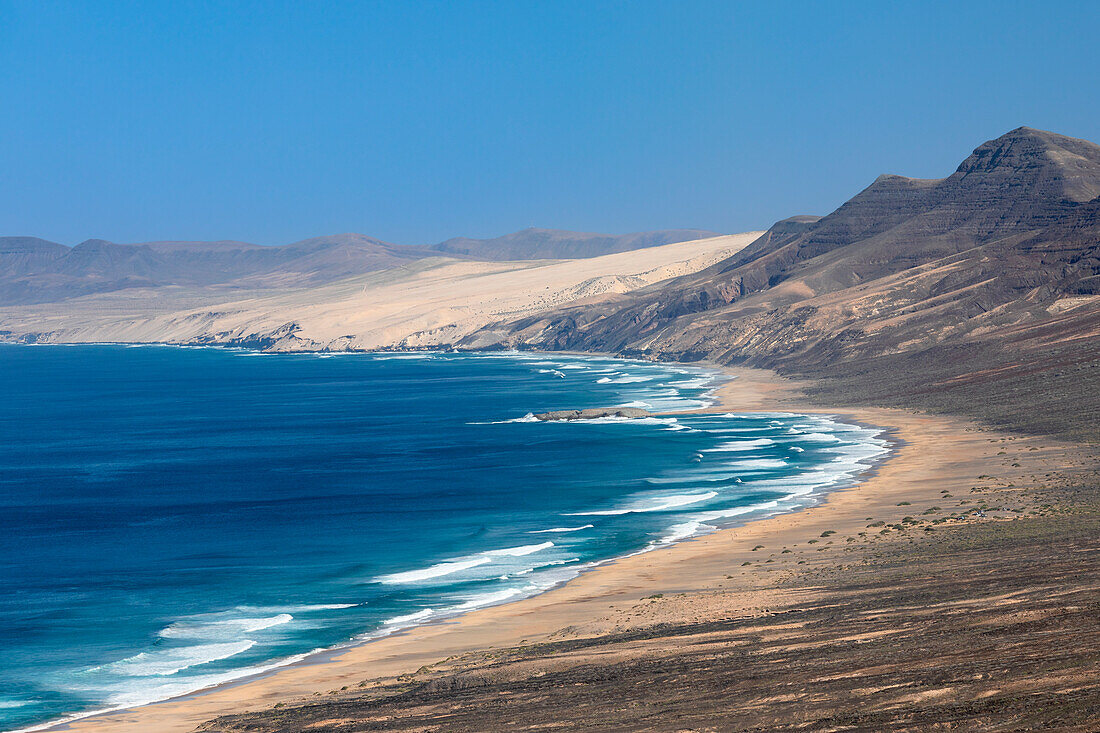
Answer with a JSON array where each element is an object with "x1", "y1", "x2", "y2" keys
[{"x1": 0, "y1": 345, "x2": 889, "y2": 731}]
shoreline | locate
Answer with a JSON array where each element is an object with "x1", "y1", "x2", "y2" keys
[
  {"x1": 16, "y1": 351, "x2": 866, "y2": 733},
  {"x1": 32, "y1": 359, "x2": 1012, "y2": 733},
  {"x1": 6, "y1": 347, "x2": 845, "y2": 733}
]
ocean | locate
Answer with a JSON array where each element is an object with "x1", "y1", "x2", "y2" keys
[{"x1": 0, "y1": 344, "x2": 889, "y2": 731}]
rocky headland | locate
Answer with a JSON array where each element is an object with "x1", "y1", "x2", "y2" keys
[{"x1": 532, "y1": 407, "x2": 652, "y2": 421}]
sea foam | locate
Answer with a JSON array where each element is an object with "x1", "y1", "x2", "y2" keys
[
  {"x1": 565, "y1": 491, "x2": 718, "y2": 516},
  {"x1": 529, "y1": 524, "x2": 594, "y2": 533},
  {"x1": 99, "y1": 640, "x2": 257, "y2": 677}
]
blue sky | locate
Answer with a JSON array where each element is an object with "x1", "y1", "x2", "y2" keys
[{"x1": 2, "y1": 1, "x2": 1097, "y2": 245}]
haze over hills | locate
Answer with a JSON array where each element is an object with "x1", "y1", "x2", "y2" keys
[
  {"x1": 431, "y1": 228, "x2": 720, "y2": 260},
  {"x1": 0, "y1": 229, "x2": 716, "y2": 306},
  {"x1": 0, "y1": 233, "x2": 442, "y2": 305},
  {"x1": 476, "y1": 127, "x2": 1100, "y2": 439}
]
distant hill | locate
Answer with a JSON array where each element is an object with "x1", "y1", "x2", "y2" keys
[
  {"x1": 481, "y1": 127, "x2": 1100, "y2": 440},
  {"x1": 0, "y1": 229, "x2": 720, "y2": 305},
  {"x1": 430, "y1": 228, "x2": 720, "y2": 260},
  {"x1": 0, "y1": 233, "x2": 445, "y2": 305}
]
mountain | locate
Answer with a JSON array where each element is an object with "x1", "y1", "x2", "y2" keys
[
  {"x1": 477, "y1": 127, "x2": 1100, "y2": 440},
  {"x1": 430, "y1": 228, "x2": 720, "y2": 260},
  {"x1": 0, "y1": 229, "x2": 720, "y2": 305},
  {"x1": 0, "y1": 233, "x2": 440, "y2": 305}
]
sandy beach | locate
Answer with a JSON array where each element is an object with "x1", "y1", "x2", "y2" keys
[{"x1": 39, "y1": 362, "x2": 1067, "y2": 733}]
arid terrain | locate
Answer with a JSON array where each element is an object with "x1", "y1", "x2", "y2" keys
[
  {"x1": 12, "y1": 127, "x2": 1100, "y2": 732},
  {"x1": 0, "y1": 233, "x2": 755, "y2": 351},
  {"x1": 480, "y1": 128, "x2": 1100, "y2": 443}
]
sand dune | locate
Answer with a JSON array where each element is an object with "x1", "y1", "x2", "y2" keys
[{"x1": 0, "y1": 232, "x2": 760, "y2": 351}]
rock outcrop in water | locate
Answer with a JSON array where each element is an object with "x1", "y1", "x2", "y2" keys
[{"x1": 533, "y1": 407, "x2": 652, "y2": 421}]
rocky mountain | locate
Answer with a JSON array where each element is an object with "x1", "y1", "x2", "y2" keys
[
  {"x1": 430, "y1": 228, "x2": 720, "y2": 260},
  {"x1": 475, "y1": 128, "x2": 1100, "y2": 440}
]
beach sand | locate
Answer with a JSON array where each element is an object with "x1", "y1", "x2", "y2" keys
[{"x1": 48, "y1": 366, "x2": 1062, "y2": 733}]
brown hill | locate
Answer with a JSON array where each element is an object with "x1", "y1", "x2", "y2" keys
[{"x1": 479, "y1": 127, "x2": 1100, "y2": 440}]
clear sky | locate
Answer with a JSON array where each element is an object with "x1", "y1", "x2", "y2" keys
[{"x1": 2, "y1": 1, "x2": 1098, "y2": 246}]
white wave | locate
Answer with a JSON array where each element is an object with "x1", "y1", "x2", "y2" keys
[
  {"x1": 565, "y1": 491, "x2": 718, "y2": 516},
  {"x1": 383, "y1": 608, "x2": 434, "y2": 626},
  {"x1": 529, "y1": 524, "x2": 594, "y2": 533},
  {"x1": 468, "y1": 412, "x2": 539, "y2": 425},
  {"x1": 99, "y1": 640, "x2": 256, "y2": 677},
  {"x1": 664, "y1": 378, "x2": 712, "y2": 389},
  {"x1": 99, "y1": 646, "x2": 322, "y2": 707},
  {"x1": 377, "y1": 542, "x2": 553, "y2": 585},
  {"x1": 603, "y1": 375, "x2": 655, "y2": 384},
  {"x1": 703, "y1": 426, "x2": 776, "y2": 434},
  {"x1": 701, "y1": 438, "x2": 776, "y2": 452},
  {"x1": 790, "y1": 446, "x2": 805, "y2": 452},
  {"x1": 377, "y1": 556, "x2": 492, "y2": 584},
  {"x1": 483, "y1": 541, "x2": 555, "y2": 557},
  {"x1": 617, "y1": 400, "x2": 652, "y2": 408},
  {"x1": 654, "y1": 519, "x2": 712, "y2": 545},
  {"x1": 790, "y1": 431, "x2": 842, "y2": 442},
  {"x1": 725, "y1": 458, "x2": 788, "y2": 470},
  {"x1": 158, "y1": 613, "x2": 293, "y2": 640},
  {"x1": 557, "y1": 415, "x2": 682, "y2": 428},
  {"x1": 518, "y1": 558, "x2": 579, "y2": 574},
  {"x1": 234, "y1": 603, "x2": 358, "y2": 614},
  {"x1": 696, "y1": 499, "x2": 782, "y2": 523},
  {"x1": 645, "y1": 473, "x2": 740, "y2": 485},
  {"x1": 453, "y1": 587, "x2": 527, "y2": 611},
  {"x1": 747, "y1": 469, "x2": 844, "y2": 493},
  {"x1": 15, "y1": 646, "x2": 332, "y2": 732},
  {"x1": 537, "y1": 369, "x2": 566, "y2": 378}
]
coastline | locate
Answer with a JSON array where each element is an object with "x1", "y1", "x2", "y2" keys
[{"x1": 36, "y1": 361, "x2": 1025, "y2": 733}]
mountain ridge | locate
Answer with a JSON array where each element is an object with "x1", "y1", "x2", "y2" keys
[
  {"x1": 0, "y1": 229, "x2": 721, "y2": 305},
  {"x1": 471, "y1": 126, "x2": 1100, "y2": 440}
]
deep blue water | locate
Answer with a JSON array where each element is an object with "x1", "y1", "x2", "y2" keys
[{"x1": 0, "y1": 345, "x2": 888, "y2": 731}]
